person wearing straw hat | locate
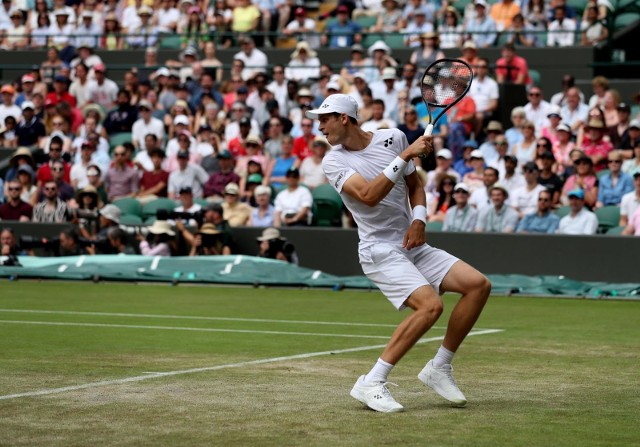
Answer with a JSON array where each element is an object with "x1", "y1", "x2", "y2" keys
[
  {"x1": 4, "y1": 147, "x2": 35, "y2": 184},
  {"x1": 285, "y1": 41, "x2": 321, "y2": 82},
  {"x1": 138, "y1": 220, "x2": 175, "y2": 257},
  {"x1": 256, "y1": 227, "x2": 298, "y2": 264},
  {"x1": 581, "y1": 117, "x2": 613, "y2": 172},
  {"x1": 189, "y1": 222, "x2": 224, "y2": 256}
]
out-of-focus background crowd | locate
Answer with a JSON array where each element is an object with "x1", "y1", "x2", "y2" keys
[{"x1": 0, "y1": 0, "x2": 639, "y2": 262}]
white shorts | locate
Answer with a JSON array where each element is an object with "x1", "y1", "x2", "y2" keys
[{"x1": 360, "y1": 243, "x2": 459, "y2": 311}]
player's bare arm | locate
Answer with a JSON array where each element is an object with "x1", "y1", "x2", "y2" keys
[
  {"x1": 341, "y1": 135, "x2": 433, "y2": 207},
  {"x1": 403, "y1": 170, "x2": 427, "y2": 250}
]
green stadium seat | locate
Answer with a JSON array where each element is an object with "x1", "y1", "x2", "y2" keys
[
  {"x1": 529, "y1": 69, "x2": 541, "y2": 86},
  {"x1": 555, "y1": 206, "x2": 571, "y2": 218},
  {"x1": 119, "y1": 214, "x2": 144, "y2": 226},
  {"x1": 112, "y1": 197, "x2": 143, "y2": 217},
  {"x1": 605, "y1": 225, "x2": 626, "y2": 236},
  {"x1": 194, "y1": 198, "x2": 210, "y2": 208},
  {"x1": 312, "y1": 184, "x2": 343, "y2": 227},
  {"x1": 567, "y1": 0, "x2": 587, "y2": 17},
  {"x1": 361, "y1": 33, "x2": 384, "y2": 48},
  {"x1": 426, "y1": 221, "x2": 443, "y2": 232},
  {"x1": 386, "y1": 33, "x2": 406, "y2": 49},
  {"x1": 595, "y1": 206, "x2": 620, "y2": 233},
  {"x1": 452, "y1": 0, "x2": 472, "y2": 15},
  {"x1": 159, "y1": 34, "x2": 182, "y2": 49},
  {"x1": 614, "y1": 12, "x2": 640, "y2": 30},
  {"x1": 142, "y1": 198, "x2": 177, "y2": 220},
  {"x1": 109, "y1": 132, "x2": 133, "y2": 152},
  {"x1": 355, "y1": 15, "x2": 377, "y2": 30},
  {"x1": 597, "y1": 169, "x2": 610, "y2": 179}
]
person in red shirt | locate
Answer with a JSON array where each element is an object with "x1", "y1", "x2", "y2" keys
[
  {"x1": 582, "y1": 118, "x2": 613, "y2": 172},
  {"x1": 292, "y1": 117, "x2": 316, "y2": 161},
  {"x1": 226, "y1": 116, "x2": 250, "y2": 158},
  {"x1": 36, "y1": 136, "x2": 71, "y2": 186},
  {"x1": 45, "y1": 75, "x2": 77, "y2": 108},
  {"x1": 137, "y1": 148, "x2": 170, "y2": 200},
  {"x1": 495, "y1": 43, "x2": 531, "y2": 85},
  {"x1": 446, "y1": 78, "x2": 477, "y2": 159}
]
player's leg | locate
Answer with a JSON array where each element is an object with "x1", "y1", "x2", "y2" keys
[
  {"x1": 413, "y1": 249, "x2": 490, "y2": 406},
  {"x1": 438, "y1": 260, "x2": 491, "y2": 352}
]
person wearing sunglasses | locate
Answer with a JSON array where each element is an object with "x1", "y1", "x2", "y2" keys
[
  {"x1": 35, "y1": 136, "x2": 71, "y2": 187},
  {"x1": 37, "y1": 160, "x2": 75, "y2": 203},
  {"x1": 510, "y1": 161, "x2": 546, "y2": 219},
  {"x1": 105, "y1": 145, "x2": 139, "y2": 202},
  {"x1": 32, "y1": 180, "x2": 70, "y2": 223},
  {"x1": 0, "y1": 180, "x2": 32, "y2": 221},
  {"x1": 516, "y1": 189, "x2": 559, "y2": 234},
  {"x1": 595, "y1": 150, "x2": 634, "y2": 208},
  {"x1": 524, "y1": 86, "x2": 552, "y2": 134}
]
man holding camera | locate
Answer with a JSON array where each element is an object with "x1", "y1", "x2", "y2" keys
[
  {"x1": 176, "y1": 202, "x2": 233, "y2": 255},
  {"x1": 257, "y1": 227, "x2": 298, "y2": 264}
]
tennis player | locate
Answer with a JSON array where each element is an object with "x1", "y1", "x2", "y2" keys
[{"x1": 306, "y1": 94, "x2": 491, "y2": 413}]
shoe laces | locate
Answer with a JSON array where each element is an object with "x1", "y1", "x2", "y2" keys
[
  {"x1": 441, "y1": 365, "x2": 458, "y2": 387},
  {"x1": 378, "y1": 381, "x2": 398, "y2": 398}
]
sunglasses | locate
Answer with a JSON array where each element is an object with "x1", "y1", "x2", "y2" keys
[
  {"x1": 8, "y1": 186, "x2": 21, "y2": 191},
  {"x1": 52, "y1": 167, "x2": 64, "y2": 171},
  {"x1": 301, "y1": 123, "x2": 313, "y2": 127},
  {"x1": 49, "y1": 148, "x2": 62, "y2": 152},
  {"x1": 608, "y1": 160, "x2": 622, "y2": 163},
  {"x1": 114, "y1": 152, "x2": 126, "y2": 156},
  {"x1": 44, "y1": 187, "x2": 57, "y2": 191},
  {"x1": 528, "y1": 92, "x2": 541, "y2": 97},
  {"x1": 496, "y1": 142, "x2": 508, "y2": 146},
  {"x1": 442, "y1": 182, "x2": 454, "y2": 186},
  {"x1": 524, "y1": 169, "x2": 537, "y2": 173},
  {"x1": 538, "y1": 198, "x2": 550, "y2": 202}
]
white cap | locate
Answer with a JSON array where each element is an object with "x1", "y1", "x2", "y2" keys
[
  {"x1": 21, "y1": 101, "x2": 35, "y2": 111},
  {"x1": 99, "y1": 204, "x2": 121, "y2": 223},
  {"x1": 547, "y1": 104, "x2": 562, "y2": 117},
  {"x1": 629, "y1": 119, "x2": 640, "y2": 129},
  {"x1": 436, "y1": 148, "x2": 453, "y2": 160},
  {"x1": 367, "y1": 40, "x2": 391, "y2": 57},
  {"x1": 173, "y1": 114, "x2": 189, "y2": 126},
  {"x1": 353, "y1": 71, "x2": 366, "y2": 80},
  {"x1": 381, "y1": 67, "x2": 397, "y2": 81},
  {"x1": 326, "y1": 81, "x2": 341, "y2": 91},
  {"x1": 454, "y1": 183, "x2": 469, "y2": 192},
  {"x1": 475, "y1": 0, "x2": 488, "y2": 7},
  {"x1": 470, "y1": 149, "x2": 484, "y2": 159},
  {"x1": 155, "y1": 67, "x2": 170, "y2": 77},
  {"x1": 306, "y1": 94, "x2": 359, "y2": 120},
  {"x1": 254, "y1": 185, "x2": 272, "y2": 196},
  {"x1": 556, "y1": 122, "x2": 572, "y2": 133}
]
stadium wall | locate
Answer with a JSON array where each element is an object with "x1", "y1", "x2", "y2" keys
[{"x1": 5, "y1": 222, "x2": 639, "y2": 283}]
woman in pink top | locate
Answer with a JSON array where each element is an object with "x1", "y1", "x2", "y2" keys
[
  {"x1": 552, "y1": 123, "x2": 575, "y2": 175},
  {"x1": 562, "y1": 153, "x2": 599, "y2": 207},
  {"x1": 540, "y1": 106, "x2": 562, "y2": 145}
]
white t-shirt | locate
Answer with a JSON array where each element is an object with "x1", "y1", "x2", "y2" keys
[
  {"x1": 131, "y1": 117, "x2": 165, "y2": 150},
  {"x1": 274, "y1": 186, "x2": 313, "y2": 224},
  {"x1": 469, "y1": 76, "x2": 499, "y2": 113},
  {"x1": 299, "y1": 157, "x2": 327, "y2": 188},
  {"x1": 322, "y1": 129, "x2": 415, "y2": 251},
  {"x1": 510, "y1": 184, "x2": 546, "y2": 215},
  {"x1": 87, "y1": 79, "x2": 119, "y2": 111},
  {"x1": 234, "y1": 49, "x2": 269, "y2": 81},
  {"x1": 524, "y1": 100, "x2": 551, "y2": 134},
  {"x1": 557, "y1": 208, "x2": 598, "y2": 235},
  {"x1": 620, "y1": 191, "x2": 640, "y2": 219}
]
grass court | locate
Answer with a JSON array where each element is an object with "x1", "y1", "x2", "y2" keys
[{"x1": 0, "y1": 281, "x2": 638, "y2": 446}]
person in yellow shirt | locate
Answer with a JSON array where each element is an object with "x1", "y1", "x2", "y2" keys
[{"x1": 232, "y1": 0, "x2": 261, "y2": 33}]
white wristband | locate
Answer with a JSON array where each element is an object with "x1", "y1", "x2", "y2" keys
[
  {"x1": 412, "y1": 205, "x2": 427, "y2": 224},
  {"x1": 382, "y1": 156, "x2": 408, "y2": 184}
]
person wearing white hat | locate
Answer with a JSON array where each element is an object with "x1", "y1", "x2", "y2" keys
[
  {"x1": 425, "y1": 148, "x2": 461, "y2": 194},
  {"x1": 442, "y1": 182, "x2": 479, "y2": 232},
  {"x1": 306, "y1": 93, "x2": 491, "y2": 413},
  {"x1": 131, "y1": 100, "x2": 166, "y2": 151},
  {"x1": 138, "y1": 220, "x2": 175, "y2": 256},
  {"x1": 74, "y1": 10, "x2": 101, "y2": 49},
  {"x1": 370, "y1": 67, "x2": 400, "y2": 123},
  {"x1": 285, "y1": 41, "x2": 321, "y2": 82},
  {"x1": 233, "y1": 36, "x2": 268, "y2": 81}
]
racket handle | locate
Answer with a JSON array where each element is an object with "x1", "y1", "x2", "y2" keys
[{"x1": 424, "y1": 124, "x2": 433, "y2": 136}]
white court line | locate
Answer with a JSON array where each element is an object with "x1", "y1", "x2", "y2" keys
[
  {"x1": 0, "y1": 329, "x2": 503, "y2": 401},
  {"x1": 0, "y1": 320, "x2": 393, "y2": 340},
  {"x1": 0, "y1": 309, "x2": 451, "y2": 330}
]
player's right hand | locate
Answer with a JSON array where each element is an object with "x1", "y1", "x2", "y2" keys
[{"x1": 404, "y1": 135, "x2": 434, "y2": 160}]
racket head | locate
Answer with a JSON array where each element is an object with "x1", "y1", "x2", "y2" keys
[{"x1": 420, "y1": 58, "x2": 474, "y2": 114}]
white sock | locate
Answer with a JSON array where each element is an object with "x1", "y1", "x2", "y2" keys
[
  {"x1": 432, "y1": 345, "x2": 455, "y2": 368},
  {"x1": 363, "y1": 358, "x2": 394, "y2": 384}
]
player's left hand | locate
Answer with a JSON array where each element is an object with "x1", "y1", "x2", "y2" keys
[{"x1": 403, "y1": 220, "x2": 426, "y2": 250}]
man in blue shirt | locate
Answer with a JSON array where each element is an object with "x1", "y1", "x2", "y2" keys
[
  {"x1": 466, "y1": 0, "x2": 497, "y2": 48},
  {"x1": 596, "y1": 150, "x2": 634, "y2": 207},
  {"x1": 321, "y1": 5, "x2": 362, "y2": 49},
  {"x1": 516, "y1": 189, "x2": 560, "y2": 234}
]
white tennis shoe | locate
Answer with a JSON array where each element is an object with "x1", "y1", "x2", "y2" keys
[
  {"x1": 350, "y1": 375, "x2": 404, "y2": 413},
  {"x1": 418, "y1": 360, "x2": 467, "y2": 407}
]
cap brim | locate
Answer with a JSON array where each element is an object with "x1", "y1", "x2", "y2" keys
[{"x1": 305, "y1": 108, "x2": 330, "y2": 119}]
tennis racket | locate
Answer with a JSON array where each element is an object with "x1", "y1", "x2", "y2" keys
[{"x1": 420, "y1": 58, "x2": 474, "y2": 137}]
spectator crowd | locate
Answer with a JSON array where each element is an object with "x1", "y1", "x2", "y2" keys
[{"x1": 1, "y1": 0, "x2": 640, "y2": 263}]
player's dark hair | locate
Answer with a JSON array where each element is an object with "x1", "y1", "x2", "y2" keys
[{"x1": 330, "y1": 112, "x2": 358, "y2": 125}]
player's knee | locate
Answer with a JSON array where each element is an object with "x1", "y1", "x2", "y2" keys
[{"x1": 475, "y1": 275, "x2": 492, "y2": 301}]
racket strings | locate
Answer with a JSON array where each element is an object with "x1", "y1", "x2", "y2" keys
[{"x1": 421, "y1": 61, "x2": 473, "y2": 107}]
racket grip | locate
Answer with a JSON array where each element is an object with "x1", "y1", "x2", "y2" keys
[{"x1": 424, "y1": 124, "x2": 433, "y2": 136}]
